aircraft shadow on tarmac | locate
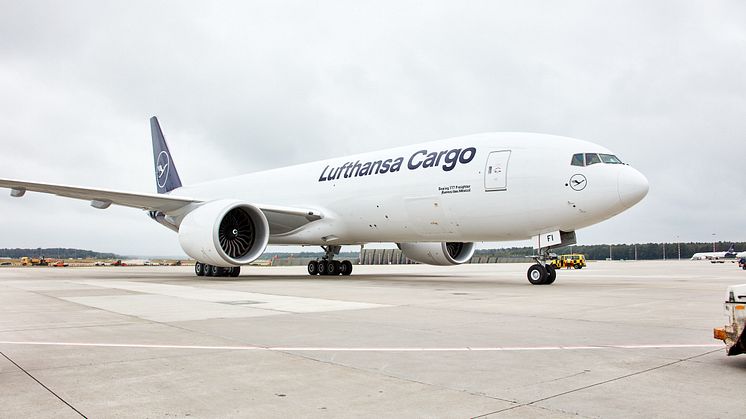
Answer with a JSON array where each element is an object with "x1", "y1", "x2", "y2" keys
[{"x1": 172, "y1": 273, "x2": 570, "y2": 287}]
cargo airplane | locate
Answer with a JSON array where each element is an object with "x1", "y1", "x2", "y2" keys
[{"x1": 0, "y1": 117, "x2": 649, "y2": 284}]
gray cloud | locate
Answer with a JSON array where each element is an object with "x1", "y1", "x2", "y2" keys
[{"x1": 1, "y1": 1, "x2": 745, "y2": 256}]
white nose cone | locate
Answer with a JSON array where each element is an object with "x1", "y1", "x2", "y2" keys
[{"x1": 618, "y1": 167, "x2": 649, "y2": 208}]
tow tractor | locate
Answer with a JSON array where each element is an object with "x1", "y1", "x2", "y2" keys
[{"x1": 714, "y1": 284, "x2": 746, "y2": 356}]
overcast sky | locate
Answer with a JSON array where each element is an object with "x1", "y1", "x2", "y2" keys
[{"x1": 1, "y1": 1, "x2": 745, "y2": 257}]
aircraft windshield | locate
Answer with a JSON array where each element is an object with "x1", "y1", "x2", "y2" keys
[
  {"x1": 585, "y1": 153, "x2": 602, "y2": 165},
  {"x1": 600, "y1": 154, "x2": 623, "y2": 164},
  {"x1": 571, "y1": 153, "x2": 624, "y2": 167}
]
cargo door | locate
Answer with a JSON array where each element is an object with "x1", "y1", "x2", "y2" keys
[{"x1": 484, "y1": 150, "x2": 511, "y2": 191}]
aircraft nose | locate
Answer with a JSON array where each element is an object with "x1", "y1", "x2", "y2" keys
[{"x1": 618, "y1": 167, "x2": 649, "y2": 207}]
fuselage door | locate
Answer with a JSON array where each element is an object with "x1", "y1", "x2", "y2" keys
[{"x1": 484, "y1": 150, "x2": 511, "y2": 191}]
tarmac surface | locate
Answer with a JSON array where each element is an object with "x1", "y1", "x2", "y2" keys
[{"x1": 1, "y1": 261, "x2": 745, "y2": 418}]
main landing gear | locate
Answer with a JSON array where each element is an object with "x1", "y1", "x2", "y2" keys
[
  {"x1": 194, "y1": 262, "x2": 240, "y2": 278},
  {"x1": 308, "y1": 245, "x2": 353, "y2": 276},
  {"x1": 527, "y1": 250, "x2": 556, "y2": 285}
]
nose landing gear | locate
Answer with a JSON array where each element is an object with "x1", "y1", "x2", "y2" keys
[
  {"x1": 526, "y1": 230, "x2": 577, "y2": 285},
  {"x1": 308, "y1": 245, "x2": 353, "y2": 276},
  {"x1": 527, "y1": 250, "x2": 557, "y2": 285},
  {"x1": 527, "y1": 262, "x2": 556, "y2": 285}
]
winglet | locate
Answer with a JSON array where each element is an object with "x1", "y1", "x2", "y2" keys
[{"x1": 150, "y1": 116, "x2": 183, "y2": 194}]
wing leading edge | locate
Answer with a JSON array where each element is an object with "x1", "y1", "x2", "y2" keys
[{"x1": 0, "y1": 177, "x2": 322, "y2": 234}]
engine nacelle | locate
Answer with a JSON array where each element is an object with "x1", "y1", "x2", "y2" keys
[
  {"x1": 398, "y1": 242, "x2": 476, "y2": 266},
  {"x1": 178, "y1": 199, "x2": 269, "y2": 267}
]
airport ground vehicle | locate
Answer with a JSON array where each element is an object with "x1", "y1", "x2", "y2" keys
[
  {"x1": 50, "y1": 260, "x2": 69, "y2": 267},
  {"x1": 20, "y1": 256, "x2": 48, "y2": 266},
  {"x1": 714, "y1": 284, "x2": 746, "y2": 355},
  {"x1": 739, "y1": 258, "x2": 746, "y2": 270},
  {"x1": 549, "y1": 254, "x2": 586, "y2": 269}
]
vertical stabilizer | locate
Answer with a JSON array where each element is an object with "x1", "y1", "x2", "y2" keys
[{"x1": 150, "y1": 116, "x2": 182, "y2": 194}]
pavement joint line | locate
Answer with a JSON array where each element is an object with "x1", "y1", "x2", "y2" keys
[
  {"x1": 0, "y1": 341, "x2": 723, "y2": 351},
  {"x1": 0, "y1": 321, "x2": 139, "y2": 334},
  {"x1": 472, "y1": 348, "x2": 723, "y2": 418},
  {"x1": 277, "y1": 347, "x2": 520, "y2": 406},
  {"x1": 0, "y1": 350, "x2": 87, "y2": 418},
  {"x1": 3, "y1": 348, "x2": 240, "y2": 376}
]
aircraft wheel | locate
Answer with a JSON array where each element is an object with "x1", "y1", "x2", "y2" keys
[
  {"x1": 340, "y1": 260, "x2": 353, "y2": 276},
  {"x1": 527, "y1": 264, "x2": 547, "y2": 285},
  {"x1": 211, "y1": 265, "x2": 222, "y2": 277},
  {"x1": 544, "y1": 264, "x2": 557, "y2": 285},
  {"x1": 195, "y1": 262, "x2": 205, "y2": 276},
  {"x1": 318, "y1": 260, "x2": 328, "y2": 275},
  {"x1": 328, "y1": 260, "x2": 339, "y2": 276},
  {"x1": 230, "y1": 267, "x2": 240, "y2": 277},
  {"x1": 204, "y1": 265, "x2": 213, "y2": 277},
  {"x1": 308, "y1": 260, "x2": 318, "y2": 275}
]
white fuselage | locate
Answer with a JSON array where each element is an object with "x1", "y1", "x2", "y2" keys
[
  {"x1": 173, "y1": 133, "x2": 649, "y2": 246},
  {"x1": 691, "y1": 251, "x2": 742, "y2": 261}
]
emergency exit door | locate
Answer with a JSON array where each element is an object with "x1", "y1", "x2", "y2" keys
[{"x1": 484, "y1": 150, "x2": 511, "y2": 191}]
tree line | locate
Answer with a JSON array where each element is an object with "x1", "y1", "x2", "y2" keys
[
  {"x1": 474, "y1": 242, "x2": 746, "y2": 261},
  {"x1": 2, "y1": 242, "x2": 741, "y2": 262},
  {"x1": 0, "y1": 248, "x2": 120, "y2": 259}
]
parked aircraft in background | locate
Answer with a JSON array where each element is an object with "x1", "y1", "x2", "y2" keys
[
  {"x1": 691, "y1": 245, "x2": 741, "y2": 261},
  {"x1": 0, "y1": 117, "x2": 649, "y2": 285}
]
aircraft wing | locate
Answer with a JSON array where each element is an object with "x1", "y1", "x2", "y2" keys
[
  {"x1": 0, "y1": 177, "x2": 323, "y2": 233},
  {"x1": 0, "y1": 177, "x2": 198, "y2": 212}
]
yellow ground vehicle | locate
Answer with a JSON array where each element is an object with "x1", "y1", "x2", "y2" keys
[
  {"x1": 20, "y1": 257, "x2": 48, "y2": 266},
  {"x1": 549, "y1": 254, "x2": 586, "y2": 269}
]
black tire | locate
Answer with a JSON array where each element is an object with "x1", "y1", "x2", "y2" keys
[
  {"x1": 308, "y1": 261, "x2": 318, "y2": 275},
  {"x1": 230, "y1": 267, "x2": 240, "y2": 277},
  {"x1": 195, "y1": 262, "x2": 204, "y2": 277},
  {"x1": 204, "y1": 265, "x2": 213, "y2": 277},
  {"x1": 527, "y1": 264, "x2": 547, "y2": 285},
  {"x1": 576, "y1": 265, "x2": 583, "y2": 269},
  {"x1": 341, "y1": 260, "x2": 353, "y2": 276},
  {"x1": 328, "y1": 260, "x2": 339, "y2": 275},
  {"x1": 211, "y1": 265, "x2": 222, "y2": 277},
  {"x1": 318, "y1": 260, "x2": 328, "y2": 275},
  {"x1": 544, "y1": 264, "x2": 557, "y2": 285}
]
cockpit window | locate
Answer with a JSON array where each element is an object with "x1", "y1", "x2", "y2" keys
[
  {"x1": 585, "y1": 153, "x2": 601, "y2": 165},
  {"x1": 571, "y1": 152, "x2": 625, "y2": 167},
  {"x1": 599, "y1": 154, "x2": 623, "y2": 164}
]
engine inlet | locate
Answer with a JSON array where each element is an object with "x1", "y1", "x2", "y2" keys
[{"x1": 218, "y1": 207, "x2": 255, "y2": 258}]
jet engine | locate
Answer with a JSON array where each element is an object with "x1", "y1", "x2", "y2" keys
[
  {"x1": 178, "y1": 199, "x2": 269, "y2": 267},
  {"x1": 397, "y1": 242, "x2": 476, "y2": 266}
]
